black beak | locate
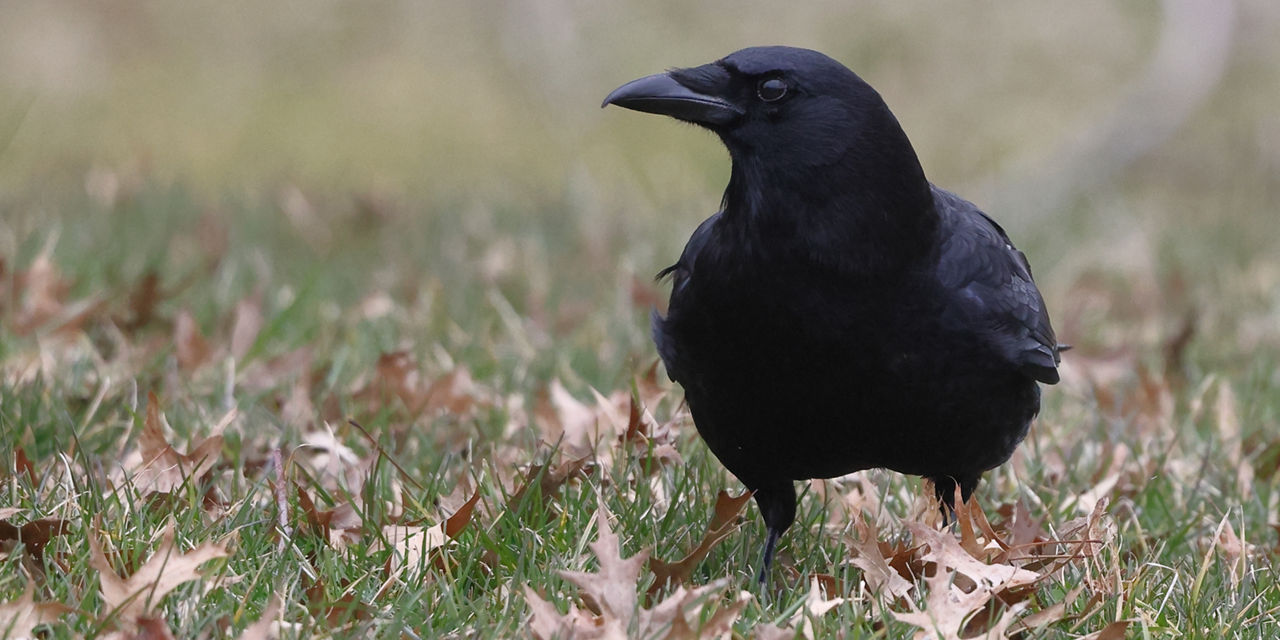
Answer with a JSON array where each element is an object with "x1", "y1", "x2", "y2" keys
[{"x1": 602, "y1": 72, "x2": 742, "y2": 126}]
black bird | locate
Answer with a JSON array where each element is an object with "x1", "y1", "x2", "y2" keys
[{"x1": 603, "y1": 47, "x2": 1061, "y2": 582}]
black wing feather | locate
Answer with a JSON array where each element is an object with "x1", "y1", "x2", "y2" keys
[
  {"x1": 933, "y1": 187, "x2": 1061, "y2": 384},
  {"x1": 652, "y1": 212, "x2": 721, "y2": 384}
]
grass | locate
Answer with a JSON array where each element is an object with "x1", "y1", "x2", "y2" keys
[{"x1": 2, "y1": 2, "x2": 1280, "y2": 638}]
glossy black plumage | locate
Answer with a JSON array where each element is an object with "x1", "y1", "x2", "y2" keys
[{"x1": 604, "y1": 46, "x2": 1061, "y2": 582}]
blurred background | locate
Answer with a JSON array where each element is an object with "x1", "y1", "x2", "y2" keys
[{"x1": 1, "y1": 0, "x2": 1276, "y2": 385}]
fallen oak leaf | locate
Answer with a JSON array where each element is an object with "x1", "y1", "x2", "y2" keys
[
  {"x1": 617, "y1": 394, "x2": 683, "y2": 473},
  {"x1": 13, "y1": 248, "x2": 68, "y2": 321},
  {"x1": 1008, "y1": 584, "x2": 1085, "y2": 635},
  {"x1": 173, "y1": 310, "x2": 214, "y2": 371},
  {"x1": 906, "y1": 522, "x2": 1042, "y2": 591},
  {"x1": 1210, "y1": 517, "x2": 1256, "y2": 588},
  {"x1": 13, "y1": 446, "x2": 37, "y2": 485},
  {"x1": 0, "y1": 584, "x2": 73, "y2": 638},
  {"x1": 129, "y1": 392, "x2": 226, "y2": 497},
  {"x1": 647, "y1": 489, "x2": 750, "y2": 598},
  {"x1": 377, "y1": 487, "x2": 480, "y2": 578},
  {"x1": 294, "y1": 483, "x2": 362, "y2": 547},
  {"x1": 121, "y1": 271, "x2": 162, "y2": 331},
  {"x1": 523, "y1": 586, "x2": 613, "y2": 640},
  {"x1": 133, "y1": 615, "x2": 177, "y2": 640},
  {"x1": 889, "y1": 569, "x2": 1021, "y2": 640},
  {"x1": 0, "y1": 517, "x2": 71, "y2": 563},
  {"x1": 533, "y1": 380, "x2": 605, "y2": 457},
  {"x1": 234, "y1": 595, "x2": 282, "y2": 640},
  {"x1": 366, "y1": 352, "x2": 490, "y2": 418},
  {"x1": 847, "y1": 515, "x2": 914, "y2": 600},
  {"x1": 559, "y1": 500, "x2": 649, "y2": 621},
  {"x1": 644, "y1": 583, "x2": 751, "y2": 639},
  {"x1": 422, "y1": 366, "x2": 489, "y2": 416},
  {"x1": 229, "y1": 293, "x2": 264, "y2": 361},
  {"x1": 89, "y1": 522, "x2": 230, "y2": 624},
  {"x1": 635, "y1": 360, "x2": 669, "y2": 414},
  {"x1": 507, "y1": 455, "x2": 596, "y2": 517},
  {"x1": 1080, "y1": 620, "x2": 1131, "y2": 640},
  {"x1": 302, "y1": 575, "x2": 371, "y2": 626},
  {"x1": 525, "y1": 499, "x2": 751, "y2": 640},
  {"x1": 750, "y1": 623, "x2": 797, "y2": 640},
  {"x1": 789, "y1": 578, "x2": 846, "y2": 639}
]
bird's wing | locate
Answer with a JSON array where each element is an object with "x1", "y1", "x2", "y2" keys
[
  {"x1": 934, "y1": 188, "x2": 1061, "y2": 384},
  {"x1": 652, "y1": 212, "x2": 721, "y2": 384}
]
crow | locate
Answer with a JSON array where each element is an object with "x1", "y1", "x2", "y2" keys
[{"x1": 603, "y1": 46, "x2": 1062, "y2": 583}]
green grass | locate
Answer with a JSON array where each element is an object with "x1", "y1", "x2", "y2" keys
[{"x1": 3, "y1": 2, "x2": 1280, "y2": 638}]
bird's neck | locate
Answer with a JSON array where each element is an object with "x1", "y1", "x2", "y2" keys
[{"x1": 721, "y1": 146, "x2": 939, "y2": 275}]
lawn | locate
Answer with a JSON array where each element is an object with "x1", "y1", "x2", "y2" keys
[{"x1": 2, "y1": 2, "x2": 1278, "y2": 638}]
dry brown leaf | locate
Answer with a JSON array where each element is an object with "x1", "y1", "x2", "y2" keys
[
  {"x1": 525, "y1": 585, "x2": 615, "y2": 640},
  {"x1": 0, "y1": 517, "x2": 71, "y2": 563},
  {"x1": 647, "y1": 489, "x2": 751, "y2": 597},
  {"x1": 645, "y1": 584, "x2": 751, "y2": 640},
  {"x1": 788, "y1": 578, "x2": 846, "y2": 639},
  {"x1": 229, "y1": 294, "x2": 264, "y2": 361},
  {"x1": 378, "y1": 488, "x2": 480, "y2": 578},
  {"x1": 907, "y1": 522, "x2": 1042, "y2": 591},
  {"x1": 635, "y1": 360, "x2": 669, "y2": 413},
  {"x1": 1080, "y1": 620, "x2": 1131, "y2": 640},
  {"x1": 134, "y1": 616, "x2": 177, "y2": 639},
  {"x1": 173, "y1": 310, "x2": 214, "y2": 370},
  {"x1": 890, "y1": 569, "x2": 991, "y2": 639},
  {"x1": 129, "y1": 393, "x2": 225, "y2": 496},
  {"x1": 1217, "y1": 382, "x2": 1254, "y2": 493},
  {"x1": 0, "y1": 584, "x2": 72, "y2": 638},
  {"x1": 303, "y1": 575, "x2": 370, "y2": 626},
  {"x1": 295, "y1": 483, "x2": 363, "y2": 547},
  {"x1": 239, "y1": 347, "x2": 314, "y2": 392},
  {"x1": 534, "y1": 379, "x2": 604, "y2": 456},
  {"x1": 89, "y1": 522, "x2": 230, "y2": 623},
  {"x1": 890, "y1": 569, "x2": 1027, "y2": 640},
  {"x1": 507, "y1": 455, "x2": 596, "y2": 515},
  {"x1": 235, "y1": 595, "x2": 283, "y2": 640},
  {"x1": 1009, "y1": 585, "x2": 1084, "y2": 635},
  {"x1": 422, "y1": 367, "x2": 485, "y2": 415},
  {"x1": 618, "y1": 394, "x2": 683, "y2": 472},
  {"x1": 847, "y1": 516, "x2": 914, "y2": 599},
  {"x1": 1212, "y1": 517, "x2": 1256, "y2": 587},
  {"x1": 559, "y1": 501, "x2": 649, "y2": 623},
  {"x1": 750, "y1": 623, "x2": 797, "y2": 640},
  {"x1": 1053, "y1": 498, "x2": 1113, "y2": 561},
  {"x1": 13, "y1": 447, "x2": 37, "y2": 485},
  {"x1": 122, "y1": 271, "x2": 162, "y2": 331},
  {"x1": 525, "y1": 500, "x2": 751, "y2": 640},
  {"x1": 367, "y1": 352, "x2": 489, "y2": 418},
  {"x1": 8, "y1": 245, "x2": 70, "y2": 335}
]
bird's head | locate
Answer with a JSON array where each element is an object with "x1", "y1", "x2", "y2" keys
[
  {"x1": 603, "y1": 46, "x2": 915, "y2": 173},
  {"x1": 605, "y1": 46, "x2": 938, "y2": 270}
]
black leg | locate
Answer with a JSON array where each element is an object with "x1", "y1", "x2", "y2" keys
[
  {"x1": 758, "y1": 526, "x2": 781, "y2": 584},
  {"x1": 929, "y1": 474, "x2": 979, "y2": 527},
  {"x1": 751, "y1": 481, "x2": 796, "y2": 585}
]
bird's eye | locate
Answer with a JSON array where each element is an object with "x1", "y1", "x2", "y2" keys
[{"x1": 756, "y1": 78, "x2": 789, "y2": 102}]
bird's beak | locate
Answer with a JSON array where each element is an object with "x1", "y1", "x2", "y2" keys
[{"x1": 602, "y1": 71, "x2": 743, "y2": 126}]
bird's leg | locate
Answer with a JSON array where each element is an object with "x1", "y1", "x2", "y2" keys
[
  {"x1": 752, "y1": 481, "x2": 797, "y2": 586},
  {"x1": 758, "y1": 526, "x2": 782, "y2": 584},
  {"x1": 929, "y1": 474, "x2": 978, "y2": 528}
]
